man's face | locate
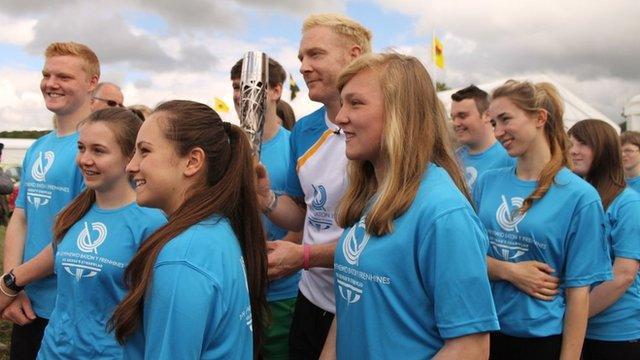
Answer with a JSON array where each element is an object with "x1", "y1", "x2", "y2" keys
[
  {"x1": 91, "y1": 84, "x2": 124, "y2": 111},
  {"x1": 40, "y1": 55, "x2": 97, "y2": 116},
  {"x1": 231, "y1": 78, "x2": 241, "y2": 115},
  {"x1": 621, "y1": 142, "x2": 640, "y2": 173},
  {"x1": 298, "y1": 26, "x2": 354, "y2": 105},
  {"x1": 451, "y1": 98, "x2": 489, "y2": 147},
  {"x1": 231, "y1": 78, "x2": 281, "y2": 116}
]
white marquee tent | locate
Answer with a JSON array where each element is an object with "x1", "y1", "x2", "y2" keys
[
  {"x1": 437, "y1": 74, "x2": 620, "y2": 133},
  {"x1": 623, "y1": 94, "x2": 640, "y2": 131}
]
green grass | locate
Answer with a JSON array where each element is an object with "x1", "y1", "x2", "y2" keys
[{"x1": 0, "y1": 225, "x2": 12, "y2": 359}]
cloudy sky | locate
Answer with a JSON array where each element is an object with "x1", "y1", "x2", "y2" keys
[{"x1": 0, "y1": 0, "x2": 637, "y2": 130}]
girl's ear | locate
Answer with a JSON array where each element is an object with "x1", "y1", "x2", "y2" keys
[
  {"x1": 536, "y1": 109, "x2": 548, "y2": 128},
  {"x1": 184, "y1": 147, "x2": 206, "y2": 177}
]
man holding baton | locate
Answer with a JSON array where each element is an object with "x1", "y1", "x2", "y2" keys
[{"x1": 257, "y1": 13, "x2": 372, "y2": 359}]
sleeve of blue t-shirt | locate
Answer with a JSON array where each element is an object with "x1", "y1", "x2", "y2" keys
[
  {"x1": 419, "y1": 207, "x2": 499, "y2": 339},
  {"x1": 15, "y1": 146, "x2": 32, "y2": 209},
  {"x1": 284, "y1": 127, "x2": 304, "y2": 198},
  {"x1": 471, "y1": 173, "x2": 485, "y2": 211},
  {"x1": 563, "y1": 200, "x2": 612, "y2": 287},
  {"x1": 610, "y1": 200, "x2": 640, "y2": 261},
  {"x1": 142, "y1": 262, "x2": 222, "y2": 359},
  {"x1": 135, "y1": 211, "x2": 167, "y2": 247}
]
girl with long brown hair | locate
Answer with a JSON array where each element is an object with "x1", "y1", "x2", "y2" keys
[
  {"x1": 474, "y1": 81, "x2": 612, "y2": 359},
  {"x1": 568, "y1": 119, "x2": 640, "y2": 359},
  {"x1": 0, "y1": 108, "x2": 166, "y2": 358},
  {"x1": 110, "y1": 100, "x2": 267, "y2": 359},
  {"x1": 324, "y1": 53, "x2": 499, "y2": 359}
]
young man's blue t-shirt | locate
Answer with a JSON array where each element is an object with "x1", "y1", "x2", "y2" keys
[
  {"x1": 627, "y1": 175, "x2": 640, "y2": 193},
  {"x1": 587, "y1": 188, "x2": 640, "y2": 341},
  {"x1": 15, "y1": 131, "x2": 85, "y2": 317},
  {"x1": 123, "y1": 216, "x2": 253, "y2": 360},
  {"x1": 334, "y1": 164, "x2": 499, "y2": 359},
  {"x1": 38, "y1": 202, "x2": 165, "y2": 359},
  {"x1": 260, "y1": 126, "x2": 301, "y2": 302},
  {"x1": 473, "y1": 166, "x2": 612, "y2": 337},
  {"x1": 456, "y1": 141, "x2": 514, "y2": 190}
]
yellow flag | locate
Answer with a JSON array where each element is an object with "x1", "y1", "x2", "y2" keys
[
  {"x1": 214, "y1": 97, "x2": 230, "y2": 113},
  {"x1": 432, "y1": 35, "x2": 445, "y2": 69},
  {"x1": 289, "y1": 74, "x2": 300, "y2": 101}
]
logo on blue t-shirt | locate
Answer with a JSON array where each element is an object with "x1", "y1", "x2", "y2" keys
[
  {"x1": 77, "y1": 222, "x2": 107, "y2": 254},
  {"x1": 465, "y1": 166, "x2": 478, "y2": 187},
  {"x1": 31, "y1": 151, "x2": 55, "y2": 182},
  {"x1": 239, "y1": 257, "x2": 253, "y2": 332},
  {"x1": 27, "y1": 150, "x2": 57, "y2": 209},
  {"x1": 343, "y1": 217, "x2": 370, "y2": 266},
  {"x1": 489, "y1": 195, "x2": 531, "y2": 261},
  {"x1": 496, "y1": 195, "x2": 526, "y2": 232},
  {"x1": 62, "y1": 221, "x2": 108, "y2": 281},
  {"x1": 337, "y1": 217, "x2": 371, "y2": 305},
  {"x1": 60, "y1": 221, "x2": 131, "y2": 281}
]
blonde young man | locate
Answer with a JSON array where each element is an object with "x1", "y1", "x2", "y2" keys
[
  {"x1": 258, "y1": 13, "x2": 371, "y2": 359},
  {"x1": 621, "y1": 131, "x2": 640, "y2": 192},
  {"x1": 2, "y1": 42, "x2": 98, "y2": 359}
]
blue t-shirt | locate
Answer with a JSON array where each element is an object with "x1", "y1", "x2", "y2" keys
[
  {"x1": 456, "y1": 141, "x2": 515, "y2": 191},
  {"x1": 627, "y1": 176, "x2": 640, "y2": 193},
  {"x1": 16, "y1": 131, "x2": 85, "y2": 317},
  {"x1": 587, "y1": 188, "x2": 640, "y2": 341},
  {"x1": 123, "y1": 216, "x2": 253, "y2": 360},
  {"x1": 473, "y1": 166, "x2": 613, "y2": 337},
  {"x1": 38, "y1": 202, "x2": 166, "y2": 359},
  {"x1": 260, "y1": 126, "x2": 301, "y2": 302},
  {"x1": 334, "y1": 164, "x2": 499, "y2": 359}
]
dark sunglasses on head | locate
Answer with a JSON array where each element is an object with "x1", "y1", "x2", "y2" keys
[{"x1": 93, "y1": 97, "x2": 123, "y2": 107}]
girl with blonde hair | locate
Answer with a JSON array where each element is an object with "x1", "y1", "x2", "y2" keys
[
  {"x1": 328, "y1": 52, "x2": 499, "y2": 359},
  {"x1": 475, "y1": 81, "x2": 612, "y2": 359}
]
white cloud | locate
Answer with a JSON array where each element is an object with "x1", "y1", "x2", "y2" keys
[
  {"x1": 0, "y1": 68, "x2": 52, "y2": 130},
  {"x1": 1, "y1": 0, "x2": 636, "y2": 130},
  {"x1": 374, "y1": 0, "x2": 640, "y2": 122},
  {"x1": 0, "y1": 15, "x2": 36, "y2": 46}
]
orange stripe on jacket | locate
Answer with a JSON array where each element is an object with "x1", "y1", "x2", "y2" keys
[{"x1": 296, "y1": 129, "x2": 335, "y2": 171}]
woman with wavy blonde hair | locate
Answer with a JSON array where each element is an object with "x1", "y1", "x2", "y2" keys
[
  {"x1": 324, "y1": 52, "x2": 499, "y2": 359},
  {"x1": 473, "y1": 80, "x2": 612, "y2": 359}
]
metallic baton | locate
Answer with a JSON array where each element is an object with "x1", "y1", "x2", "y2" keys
[{"x1": 239, "y1": 51, "x2": 269, "y2": 158}]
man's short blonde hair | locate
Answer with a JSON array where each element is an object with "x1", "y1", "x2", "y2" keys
[
  {"x1": 303, "y1": 13, "x2": 372, "y2": 54},
  {"x1": 45, "y1": 42, "x2": 100, "y2": 78}
]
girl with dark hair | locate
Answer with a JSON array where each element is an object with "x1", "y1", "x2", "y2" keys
[
  {"x1": 0, "y1": 108, "x2": 166, "y2": 358},
  {"x1": 474, "y1": 81, "x2": 612, "y2": 359},
  {"x1": 568, "y1": 119, "x2": 640, "y2": 359},
  {"x1": 110, "y1": 100, "x2": 267, "y2": 359}
]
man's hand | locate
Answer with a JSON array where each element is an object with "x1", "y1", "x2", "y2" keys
[
  {"x1": 267, "y1": 240, "x2": 303, "y2": 280},
  {"x1": 508, "y1": 261, "x2": 560, "y2": 301},
  {"x1": 2, "y1": 292, "x2": 36, "y2": 325},
  {"x1": 255, "y1": 163, "x2": 272, "y2": 212}
]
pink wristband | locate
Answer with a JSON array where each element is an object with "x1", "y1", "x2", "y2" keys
[{"x1": 303, "y1": 244, "x2": 311, "y2": 270}]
